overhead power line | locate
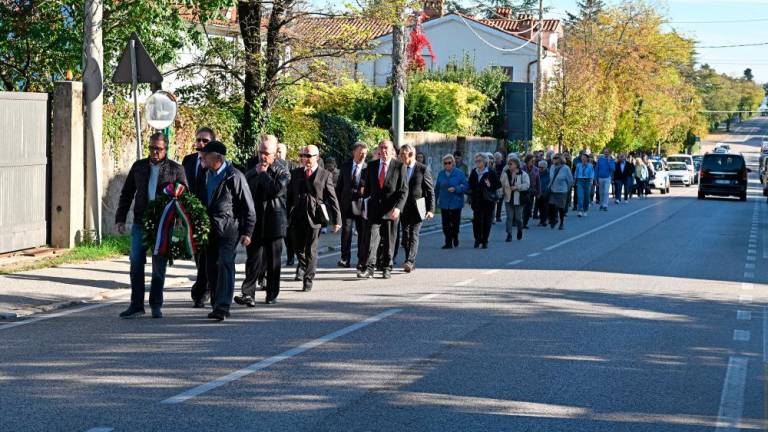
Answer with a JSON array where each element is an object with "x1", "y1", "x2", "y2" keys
[
  {"x1": 666, "y1": 17, "x2": 768, "y2": 24},
  {"x1": 697, "y1": 42, "x2": 768, "y2": 48}
]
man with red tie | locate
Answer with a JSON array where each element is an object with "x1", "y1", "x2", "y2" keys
[
  {"x1": 287, "y1": 145, "x2": 342, "y2": 293},
  {"x1": 358, "y1": 140, "x2": 408, "y2": 279}
]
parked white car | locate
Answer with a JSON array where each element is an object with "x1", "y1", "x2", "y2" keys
[
  {"x1": 650, "y1": 160, "x2": 670, "y2": 194},
  {"x1": 667, "y1": 162, "x2": 692, "y2": 186},
  {"x1": 667, "y1": 154, "x2": 697, "y2": 184}
]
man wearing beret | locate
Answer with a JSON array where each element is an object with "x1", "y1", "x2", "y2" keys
[{"x1": 201, "y1": 140, "x2": 256, "y2": 321}]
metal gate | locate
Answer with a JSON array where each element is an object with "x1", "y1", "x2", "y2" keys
[{"x1": 0, "y1": 92, "x2": 49, "y2": 253}]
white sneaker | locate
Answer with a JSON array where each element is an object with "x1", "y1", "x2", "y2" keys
[
  {"x1": 577, "y1": 211, "x2": 583, "y2": 217},
  {"x1": 615, "y1": 199, "x2": 620, "y2": 204},
  {"x1": 584, "y1": 212, "x2": 588, "y2": 217}
]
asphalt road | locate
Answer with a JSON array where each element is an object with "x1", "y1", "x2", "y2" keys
[{"x1": 2, "y1": 119, "x2": 768, "y2": 432}]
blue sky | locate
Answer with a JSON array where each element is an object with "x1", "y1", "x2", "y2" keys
[{"x1": 545, "y1": 0, "x2": 768, "y2": 83}]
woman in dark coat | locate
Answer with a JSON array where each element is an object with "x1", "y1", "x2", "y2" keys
[{"x1": 468, "y1": 153, "x2": 502, "y2": 249}]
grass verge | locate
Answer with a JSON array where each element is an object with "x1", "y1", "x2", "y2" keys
[{"x1": 0, "y1": 235, "x2": 131, "y2": 275}]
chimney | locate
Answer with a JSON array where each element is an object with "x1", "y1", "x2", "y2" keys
[{"x1": 422, "y1": 0, "x2": 444, "y2": 20}]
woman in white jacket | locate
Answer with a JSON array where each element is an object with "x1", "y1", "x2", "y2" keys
[{"x1": 500, "y1": 156, "x2": 530, "y2": 241}]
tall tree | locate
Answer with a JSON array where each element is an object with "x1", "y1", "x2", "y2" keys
[{"x1": 743, "y1": 68, "x2": 754, "y2": 82}]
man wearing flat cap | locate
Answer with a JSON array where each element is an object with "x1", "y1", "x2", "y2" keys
[{"x1": 201, "y1": 140, "x2": 256, "y2": 321}]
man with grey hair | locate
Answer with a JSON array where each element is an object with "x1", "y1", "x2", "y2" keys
[
  {"x1": 358, "y1": 139, "x2": 408, "y2": 279},
  {"x1": 287, "y1": 145, "x2": 342, "y2": 292},
  {"x1": 398, "y1": 144, "x2": 434, "y2": 273},
  {"x1": 335, "y1": 141, "x2": 368, "y2": 269},
  {"x1": 201, "y1": 140, "x2": 256, "y2": 320}
]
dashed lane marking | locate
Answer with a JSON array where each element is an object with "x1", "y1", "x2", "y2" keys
[
  {"x1": 733, "y1": 330, "x2": 751, "y2": 342},
  {"x1": 736, "y1": 310, "x2": 751, "y2": 321}
]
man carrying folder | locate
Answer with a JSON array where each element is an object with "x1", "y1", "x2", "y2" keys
[
  {"x1": 398, "y1": 144, "x2": 435, "y2": 273},
  {"x1": 287, "y1": 145, "x2": 341, "y2": 292},
  {"x1": 358, "y1": 140, "x2": 408, "y2": 279}
]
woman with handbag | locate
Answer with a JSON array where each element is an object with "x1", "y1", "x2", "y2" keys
[
  {"x1": 547, "y1": 154, "x2": 574, "y2": 230},
  {"x1": 500, "y1": 156, "x2": 530, "y2": 241},
  {"x1": 468, "y1": 153, "x2": 501, "y2": 249}
]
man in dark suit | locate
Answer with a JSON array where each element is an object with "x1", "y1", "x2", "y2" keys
[
  {"x1": 235, "y1": 134, "x2": 291, "y2": 306},
  {"x1": 613, "y1": 153, "x2": 634, "y2": 203},
  {"x1": 335, "y1": 141, "x2": 368, "y2": 269},
  {"x1": 276, "y1": 143, "x2": 297, "y2": 267},
  {"x1": 398, "y1": 144, "x2": 435, "y2": 273},
  {"x1": 287, "y1": 145, "x2": 342, "y2": 292},
  {"x1": 182, "y1": 127, "x2": 215, "y2": 308},
  {"x1": 358, "y1": 140, "x2": 408, "y2": 279}
]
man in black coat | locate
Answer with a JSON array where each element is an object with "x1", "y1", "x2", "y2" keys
[
  {"x1": 357, "y1": 140, "x2": 408, "y2": 279},
  {"x1": 287, "y1": 145, "x2": 342, "y2": 292},
  {"x1": 276, "y1": 142, "x2": 297, "y2": 267},
  {"x1": 181, "y1": 126, "x2": 215, "y2": 308},
  {"x1": 201, "y1": 141, "x2": 256, "y2": 321},
  {"x1": 235, "y1": 135, "x2": 291, "y2": 306},
  {"x1": 115, "y1": 132, "x2": 187, "y2": 319},
  {"x1": 613, "y1": 153, "x2": 634, "y2": 203},
  {"x1": 398, "y1": 144, "x2": 435, "y2": 273},
  {"x1": 335, "y1": 141, "x2": 368, "y2": 269}
]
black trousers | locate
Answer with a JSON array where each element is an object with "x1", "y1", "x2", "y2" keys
[
  {"x1": 548, "y1": 204, "x2": 566, "y2": 226},
  {"x1": 293, "y1": 223, "x2": 320, "y2": 282},
  {"x1": 472, "y1": 203, "x2": 494, "y2": 244},
  {"x1": 441, "y1": 208, "x2": 461, "y2": 245},
  {"x1": 523, "y1": 197, "x2": 534, "y2": 228},
  {"x1": 366, "y1": 219, "x2": 397, "y2": 271},
  {"x1": 340, "y1": 215, "x2": 365, "y2": 265},
  {"x1": 242, "y1": 237, "x2": 283, "y2": 301},
  {"x1": 206, "y1": 234, "x2": 238, "y2": 312},
  {"x1": 537, "y1": 196, "x2": 549, "y2": 225},
  {"x1": 401, "y1": 221, "x2": 423, "y2": 265},
  {"x1": 190, "y1": 249, "x2": 209, "y2": 303},
  {"x1": 495, "y1": 198, "x2": 503, "y2": 220},
  {"x1": 392, "y1": 221, "x2": 401, "y2": 262},
  {"x1": 284, "y1": 237, "x2": 294, "y2": 262}
]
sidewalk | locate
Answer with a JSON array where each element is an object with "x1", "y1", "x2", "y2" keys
[{"x1": 0, "y1": 213, "x2": 457, "y2": 319}]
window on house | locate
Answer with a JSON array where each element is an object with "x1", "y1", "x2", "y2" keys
[{"x1": 492, "y1": 66, "x2": 514, "y2": 80}]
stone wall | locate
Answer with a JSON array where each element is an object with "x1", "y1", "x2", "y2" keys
[{"x1": 403, "y1": 132, "x2": 502, "y2": 176}]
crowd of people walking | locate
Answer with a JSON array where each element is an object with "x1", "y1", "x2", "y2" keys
[{"x1": 115, "y1": 127, "x2": 661, "y2": 321}]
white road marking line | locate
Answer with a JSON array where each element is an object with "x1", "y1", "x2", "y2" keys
[
  {"x1": 744, "y1": 272, "x2": 755, "y2": 279},
  {"x1": 0, "y1": 301, "x2": 120, "y2": 331},
  {"x1": 736, "y1": 310, "x2": 751, "y2": 321},
  {"x1": 527, "y1": 252, "x2": 541, "y2": 257},
  {"x1": 544, "y1": 201, "x2": 662, "y2": 251},
  {"x1": 85, "y1": 428, "x2": 114, "y2": 432},
  {"x1": 747, "y1": 248, "x2": 757, "y2": 255},
  {"x1": 507, "y1": 259, "x2": 524, "y2": 266},
  {"x1": 741, "y1": 283, "x2": 754, "y2": 290},
  {"x1": 739, "y1": 295, "x2": 753, "y2": 304},
  {"x1": 482, "y1": 269, "x2": 500, "y2": 275},
  {"x1": 454, "y1": 279, "x2": 475, "y2": 287},
  {"x1": 417, "y1": 293, "x2": 442, "y2": 301},
  {"x1": 763, "y1": 307, "x2": 768, "y2": 363},
  {"x1": 733, "y1": 330, "x2": 751, "y2": 342},
  {"x1": 715, "y1": 356, "x2": 748, "y2": 432},
  {"x1": 746, "y1": 255, "x2": 756, "y2": 262},
  {"x1": 161, "y1": 308, "x2": 401, "y2": 405},
  {"x1": 744, "y1": 263, "x2": 756, "y2": 269}
]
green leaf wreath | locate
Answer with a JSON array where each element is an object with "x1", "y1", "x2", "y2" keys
[{"x1": 143, "y1": 183, "x2": 210, "y2": 263}]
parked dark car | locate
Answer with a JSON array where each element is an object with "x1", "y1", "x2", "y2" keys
[{"x1": 698, "y1": 153, "x2": 749, "y2": 201}]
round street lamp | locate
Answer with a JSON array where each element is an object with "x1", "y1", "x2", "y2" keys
[{"x1": 144, "y1": 90, "x2": 177, "y2": 130}]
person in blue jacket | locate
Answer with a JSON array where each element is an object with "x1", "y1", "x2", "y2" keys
[{"x1": 435, "y1": 153, "x2": 469, "y2": 249}]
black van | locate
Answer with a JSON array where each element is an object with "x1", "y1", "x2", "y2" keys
[{"x1": 697, "y1": 153, "x2": 749, "y2": 201}]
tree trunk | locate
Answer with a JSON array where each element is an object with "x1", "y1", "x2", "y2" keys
[{"x1": 238, "y1": 0, "x2": 263, "y2": 160}]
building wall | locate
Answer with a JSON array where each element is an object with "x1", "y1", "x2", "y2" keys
[{"x1": 358, "y1": 16, "x2": 555, "y2": 88}]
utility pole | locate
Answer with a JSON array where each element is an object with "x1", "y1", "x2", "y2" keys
[
  {"x1": 391, "y1": 6, "x2": 407, "y2": 149},
  {"x1": 535, "y1": 0, "x2": 544, "y2": 99},
  {"x1": 83, "y1": 0, "x2": 103, "y2": 242}
]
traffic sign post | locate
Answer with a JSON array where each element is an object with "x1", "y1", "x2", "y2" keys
[{"x1": 112, "y1": 33, "x2": 166, "y2": 161}]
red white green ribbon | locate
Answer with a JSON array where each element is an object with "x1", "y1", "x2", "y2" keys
[{"x1": 153, "y1": 182, "x2": 197, "y2": 258}]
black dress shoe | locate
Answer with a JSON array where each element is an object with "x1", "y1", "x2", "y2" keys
[
  {"x1": 286, "y1": 258, "x2": 295, "y2": 266},
  {"x1": 453, "y1": 238, "x2": 459, "y2": 247},
  {"x1": 119, "y1": 305, "x2": 145, "y2": 319},
  {"x1": 193, "y1": 300, "x2": 205, "y2": 308},
  {"x1": 474, "y1": 241, "x2": 480, "y2": 249},
  {"x1": 357, "y1": 269, "x2": 374, "y2": 279},
  {"x1": 337, "y1": 260, "x2": 350, "y2": 268},
  {"x1": 266, "y1": 299, "x2": 278, "y2": 305},
  {"x1": 481, "y1": 243, "x2": 488, "y2": 249},
  {"x1": 505, "y1": 233, "x2": 512, "y2": 242},
  {"x1": 208, "y1": 310, "x2": 230, "y2": 321},
  {"x1": 517, "y1": 229, "x2": 523, "y2": 240},
  {"x1": 382, "y1": 268, "x2": 392, "y2": 279},
  {"x1": 151, "y1": 307, "x2": 163, "y2": 319},
  {"x1": 302, "y1": 280, "x2": 313, "y2": 292}
]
